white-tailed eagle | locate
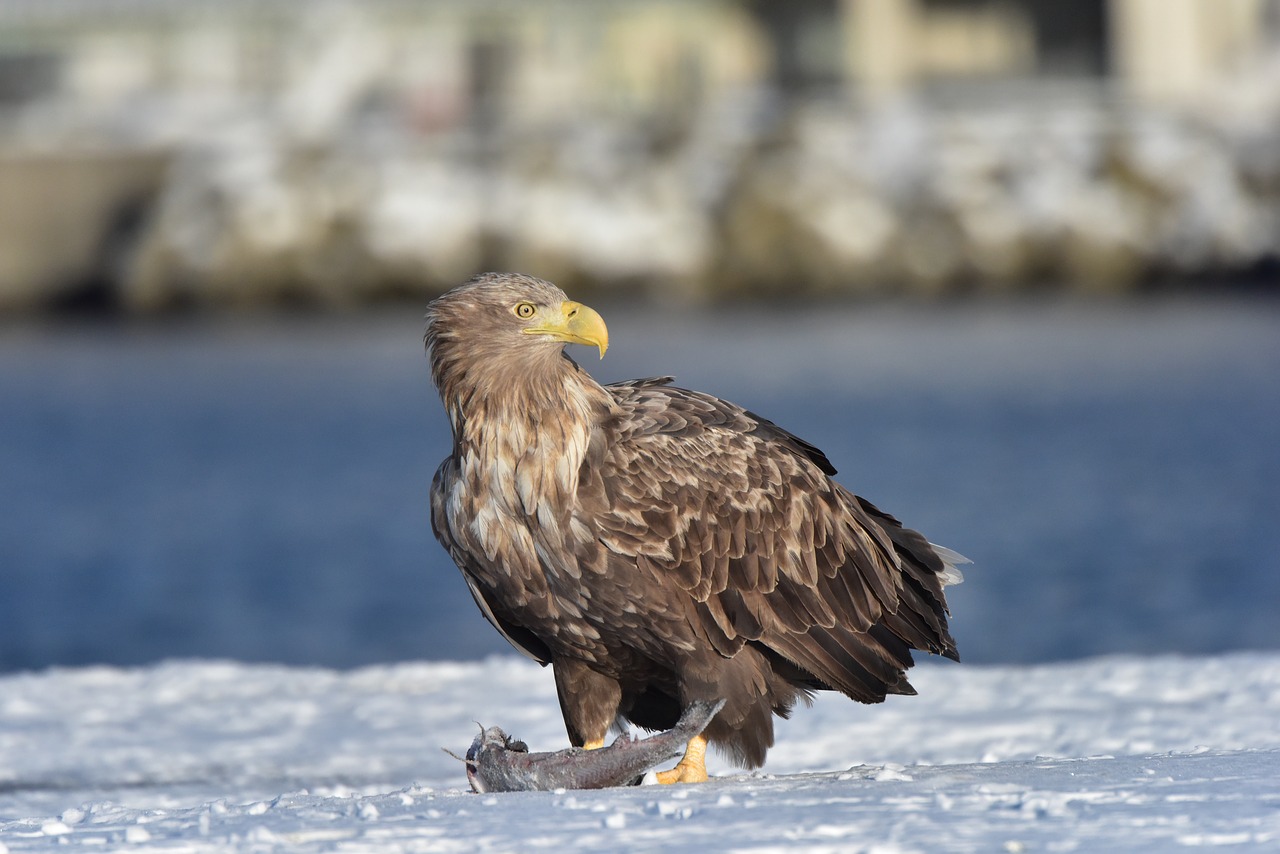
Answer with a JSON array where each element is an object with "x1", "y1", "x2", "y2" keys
[{"x1": 425, "y1": 273, "x2": 965, "y2": 783}]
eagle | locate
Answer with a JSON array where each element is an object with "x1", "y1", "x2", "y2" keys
[{"x1": 425, "y1": 272, "x2": 965, "y2": 783}]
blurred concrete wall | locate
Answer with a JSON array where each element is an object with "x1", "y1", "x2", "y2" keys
[
  {"x1": 0, "y1": 149, "x2": 168, "y2": 310},
  {"x1": 844, "y1": 0, "x2": 1276, "y2": 101},
  {"x1": 1111, "y1": 0, "x2": 1271, "y2": 104}
]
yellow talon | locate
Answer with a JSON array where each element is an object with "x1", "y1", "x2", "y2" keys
[
  {"x1": 655, "y1": 733, "x2": 709, "y2": 784},
  {"x1": 583, "y1": 738, "x2": 606, "y2": 750}
]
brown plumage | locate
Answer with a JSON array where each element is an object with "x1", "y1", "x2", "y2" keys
[{"x1": 425, "y1": 272, "x2": 965, "y2": 772}]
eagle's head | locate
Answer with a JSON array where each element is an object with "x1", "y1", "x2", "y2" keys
[
  {"x1": 425, "y1": 273, "x2": 607, "y2": 373},
  {"x1": 424, "y1": 273, "x2": 610, "y2": 435}
]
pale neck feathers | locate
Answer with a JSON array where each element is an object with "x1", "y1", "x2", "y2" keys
[{"x1": 434, "y1": 338, "x2": 609, "y2": 514}]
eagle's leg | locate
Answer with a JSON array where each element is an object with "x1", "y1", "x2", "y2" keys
[
  {"x1": 655, "y1": 732, "x2": 708, "y2": 784},
  {"x1": 553, "y1": 657, "x2": 621, "y2": 750}
]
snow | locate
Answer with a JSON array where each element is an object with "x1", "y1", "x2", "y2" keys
[{"x1": 2, "y1": 654, "x2": 1279, "y2": 851}]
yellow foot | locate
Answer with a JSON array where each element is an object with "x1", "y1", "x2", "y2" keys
[
  {"x1": 655, "y1": 760, "x2": 708, "y2": 784},
  {"x1": 582, "y1": 738, "x2": 605, "y2": 750},
  {"x1": 655, "y1": 733, "x2": 708, "y2": 784}
]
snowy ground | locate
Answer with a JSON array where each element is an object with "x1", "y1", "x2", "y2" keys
[{"x1": 2, "y1": 654, "x2": 1279, "y2": 852}]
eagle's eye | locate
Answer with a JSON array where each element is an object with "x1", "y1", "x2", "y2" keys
[{"x1": 514, "y1": 302, "x2": 536, "y2": 319}]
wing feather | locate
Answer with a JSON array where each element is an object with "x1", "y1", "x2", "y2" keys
[{"x1": 584, "y1": 382, "x2": 959, "y2": 702}]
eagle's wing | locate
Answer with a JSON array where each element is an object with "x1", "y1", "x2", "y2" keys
[{"x1": 576, "y1": 379, "x2": 959, "y2": 703}]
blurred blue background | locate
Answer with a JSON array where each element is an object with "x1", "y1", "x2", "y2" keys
[
  {"x1": 1, "y1": 0, "x2": 1278, "y2": 673},
  {"x1": 3, "y1": 300, "x2": 1278, "y2": 671}
]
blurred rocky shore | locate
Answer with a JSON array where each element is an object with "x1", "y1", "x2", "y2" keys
[{"x1": 3, "y1": 85, "x2": 1278, "y2": 313}]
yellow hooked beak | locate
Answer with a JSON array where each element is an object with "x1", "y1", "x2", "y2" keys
[{"x1": 524, "y1": 300, "x2": 609, "y2": 359}]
